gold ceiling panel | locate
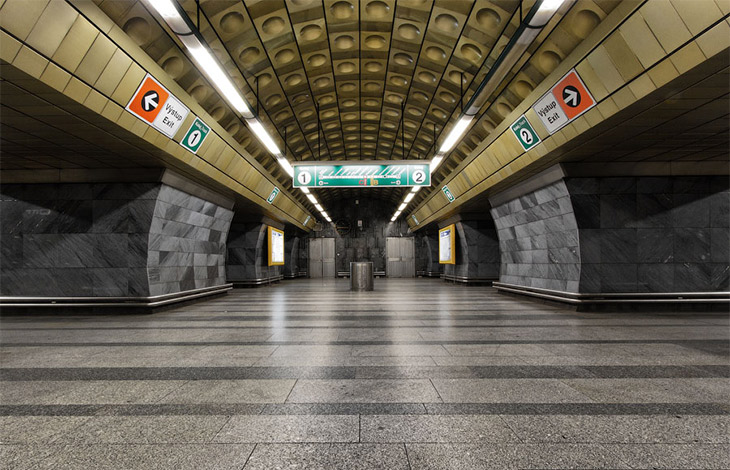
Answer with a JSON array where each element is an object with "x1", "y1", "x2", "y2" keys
[{"x1": 89, "y1": 0, "x2": 632, "y2": 209}]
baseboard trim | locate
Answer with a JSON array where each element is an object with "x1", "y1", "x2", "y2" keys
[
  {"x1": 493, "y1": 282, "x2": 730, "y2": 305},
  {"x1": 0, "y1": 284, "x2": 233, "y2": 308},
  {"x1": 231, "y1": 275, "x2": 284, "y2": 286},
  {"x1": 417, "y1": 271, "x2": 443, "y2": 278},
  {"x1": 442, "y1": 275, "x2": 496, "y2": 285}
]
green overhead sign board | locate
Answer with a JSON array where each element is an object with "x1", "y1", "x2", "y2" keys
[
  {"x1": 510, "y1": 115, "x2": 541, "y2": 151},
  {"x1": 293, "y1": 162, "x2": 430, "y2": 188},
  {"x1": 180, "y1": 117, "x2": 210, "y2": 154}
]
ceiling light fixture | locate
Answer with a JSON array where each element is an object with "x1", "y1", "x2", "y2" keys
[
  {"x1": 438, "y1": 115, "x2": 474, "y2": 154},
  {"x1": 146, "y1": 0, "x2": 318, "y2": 217},
  {"x1": 393, "y1": 0, "x2": 567, "y2": 222}
]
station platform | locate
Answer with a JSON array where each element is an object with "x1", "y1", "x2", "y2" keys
[{"x1": 2, "y1": 278, "x2": 728, "y2": 469}]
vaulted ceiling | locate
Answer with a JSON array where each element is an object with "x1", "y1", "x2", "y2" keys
[{"x1": 92, "y1": 0, "x2": 619, "y2": 210}]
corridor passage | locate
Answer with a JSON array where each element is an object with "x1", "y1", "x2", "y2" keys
[{"x1": 1, "y1": 279, "x2": 728, "y2": 469}]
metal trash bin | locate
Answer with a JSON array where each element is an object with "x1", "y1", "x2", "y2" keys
[{"x1": 350, "y1": 262, "x2": 374, "y2": 291}]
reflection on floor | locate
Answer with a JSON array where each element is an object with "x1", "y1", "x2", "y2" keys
[{"x1": 1, "y1": 278, "x2": 728, "y2": 469}]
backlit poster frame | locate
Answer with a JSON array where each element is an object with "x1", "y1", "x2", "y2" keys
[
  {"x1": 268, "y1": 226, "x2": 285, "y2": 266},
  {"x1": 439, "y1": 224, "x2": 456, "y2": 264}
]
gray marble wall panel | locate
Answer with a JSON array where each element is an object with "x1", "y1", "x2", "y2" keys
[
  {"x1": 490, "y1": 176, "x2": 729, "y2": 294},
  {"x1": 565, "y1": 176, "x2": 729, "y2": 293},
  {"x1": 283, "y1": 235, "x2": 307, "y2": 277},
  {"x1": 415, "y1": 230, "x2": 441, "y2": 275},
  {"x1": 226, "y1": 221, "x2": 281, "y2": 282},
  {"x1": 308, "y1": 197, "x2": 413, "y2": 273},
  {"x1": 443, "y1": 220, "x2": 500, "y2": 281},
  {"x1": 491, "y1": 180, "x2": 581, "y2": 292},
  {"x1": 1, "y1": 183, "x2": 159, "y2": 296},
  {"x1": 1, "y1": 183, "x2": 233, "y2": 297},
  {"x1": 147, "y1": 185, "x2": 233, "y2": 296}
]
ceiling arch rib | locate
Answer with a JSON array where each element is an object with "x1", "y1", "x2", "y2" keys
[{"x1": 96, "y1": 0, "x2": 621, "y2": 207}]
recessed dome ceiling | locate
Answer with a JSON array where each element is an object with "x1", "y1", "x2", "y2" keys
[{"x1": 106, "y1": 0, "x2": 618, "y2": 206}]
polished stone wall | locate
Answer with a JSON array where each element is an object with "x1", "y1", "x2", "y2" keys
[
  {"x1": 415, "y1": 230, "x2": 441, "y2": 276},
  {"x1": 566, "y1": 176, "x2": 729, "y2": 293},
  {"x1": 491, "y1": 176, "x2": 729, "y2": 293},
  {"x1": 309, "y1": 197, "x2": 413, "y2": 274},
  {"x1": 226, "y1": 221, "x2": 281, "y2": 283},
  {"x1": 0, "y1": 183, "x2": 232, "y2": 297},
  {"x1": 491, "y1": 180, "x2": 581, "y2": 292},
  {"x1": 443, "y1": 220, "x2": 501, "y2": 282},
  {"x1": 147, "y1": 185, "x2": 233, "y2": 296},
  {"x1": 283, "y1": 235, "x2": 306, "y2": 278}
]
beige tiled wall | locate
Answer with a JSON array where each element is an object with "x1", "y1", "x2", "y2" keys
[
  {"x1": 0, "y1": 0, "x2": 313, "y2": 230},
  {"x1": 409, "y1": 0, "x2": 729, "y2": 230}
]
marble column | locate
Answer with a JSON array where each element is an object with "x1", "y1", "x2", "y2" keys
[
  {"x1": 489, "y1": 165, "x2": 729, "y2": 294},
  {"x1": 226, "y1": 218, "x2": 284, "y2": 285},
  {"x1": 441, "y1": 219, "x2": 500, "y2": 283},
  {"x1": 0, "y1": 177, "x2": 234, "y2": 298}
]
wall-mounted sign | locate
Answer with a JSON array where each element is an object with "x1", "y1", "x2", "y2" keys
[
  {"x1": 439, "y1": 224, "x2": 456, "y2": 264},
  {"x1": 267, "y1": 187, "x2": 279, "y2": 204},
  {"x1": 510, "y1": 115, "x2": 541, "y2": 151},
  {"x1": 442, "y1": 185, "x2": 455, "y2": 203},
  {"x1": 126, "y1": 74, "x2": 189, "y2": 138},
  {"x1": 304, "y1": 215, "x2": 311, "y2": 226},
  {"x1": 180, "y1": 117, "x2": 210, "y2": 154},
  {"x1": 267, "y1": 226, "x2": 285, "y2": 266},
  {"x1": 411, "y1": 214, "x2": 418, "y2": 225},
  {"x1": 533, "y1": 69, "x2": 595, "y2": 135},
  {"x1": 293, "y1": 162, "x2": 430, "y2": 188}
]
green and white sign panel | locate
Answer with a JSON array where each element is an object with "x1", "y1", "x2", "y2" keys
[
  {"x1": 293, "y1": 162, "x2": 430, "y2": 188},
  {"x1": 180, "y1": 117, "x2": 210, "y2": 154},
  {"x1": 442, "y1": 185, "x2": 455, "y2": 203},
  {"x1": 510, "y1": 115, "x2": 540, "y2": 151},
  {"x1": 267, "y1": 187, "x2": 279, "y2": 204}
]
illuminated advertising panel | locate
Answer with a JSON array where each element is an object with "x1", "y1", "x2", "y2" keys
[
  {"x1": 268, "y1": 226, "x2": 285, "y2": 266},
  {"x1": 439, "y1": 224, "x2": 456, "y2": 264}
]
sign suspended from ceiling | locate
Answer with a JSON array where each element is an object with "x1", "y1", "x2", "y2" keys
[{"x1": 293, "y1": 161, "x2": 430, "y2": 188}]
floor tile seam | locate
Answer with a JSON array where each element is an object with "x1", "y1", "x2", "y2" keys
[
  {"x1": 282, "y1": 378, "x2": 298, "y2": 404},
  {"x1": 153, "y1": 379, "x2": 192, "y2": 405},
  {"x1": 5, "y1": 339, "x2": 728, "y2": 346},
  {"x1": 208, "y1": 414, "x2": 235, "y2": 445},
  {"x1": 402, "y1": 442, "x2": 413, "y2": 470},
  {"x1": 9, "y1": 323, "x2": 720, "y2": 330},
  {"x1": 491, "y1": 412, "x2": 528, "y2": 444},
  {"x1": 428, "y1": 378, "x2": 445, "y2": 404},
  {"x1": 3, "y1": 365, "x2": 725, "y2": 380}
]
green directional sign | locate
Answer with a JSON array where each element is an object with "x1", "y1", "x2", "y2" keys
[
  {"x1": 180, "y1": 117, "x2": 210, "y2": 154},
  {"x1": 510, "y1": 114, "x2": 541, "y2": 151},
  {"x1": 293, "y1": 162, "x2": 430, "y2": 188},
  {"x1": 442, "y1": 185, "x2": 455, "y2": 203},
  {"x1": 267, "y1": 187, "x2": 279, "y2": 204}
]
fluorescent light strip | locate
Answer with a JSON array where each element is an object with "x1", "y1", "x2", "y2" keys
[
  {"x1": 430, "y1": 155, "x2": 444, "y2": 174},
  {"x1": 438, "y1": 115, "x2": 474, "y2": 154},
  {"x1": 149, "y1": 0, "x2": 327, "y2": 223},
  {"x1": 246, "y1": 119, "x2": 281, "y2": 155},
  {"x1": 404, "y1": 193, "x2": 415, "y2": 203},
  {"x1": 307, "y1": 194, "x2": 318, "y2": 204}
]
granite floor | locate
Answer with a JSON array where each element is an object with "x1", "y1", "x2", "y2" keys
[{"x1": 1, "y1": 278, "x2": 728, "y2": 469}]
